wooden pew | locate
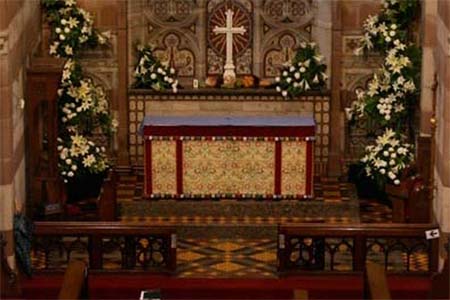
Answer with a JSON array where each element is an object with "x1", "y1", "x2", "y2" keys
[
  {"x1": 293, "y1": 289, "x2": 308, "y2": 299},
  {"x1": 58, "y1": 260, "x2": 88, "y2": 300},
  {"x1": 364, "y1": 262, "x2": 391, "y2": 300},
  {"x1": 429, "y1": 258, "x2": 449, "y2": 299}
]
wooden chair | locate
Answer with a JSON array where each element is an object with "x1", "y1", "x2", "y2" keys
[
  {"x1": 58, "y1": 260, "x2": 88, "y2": 300},
  {"x1": 364, "y1": 261, "x2": 391, "y2": 300}
]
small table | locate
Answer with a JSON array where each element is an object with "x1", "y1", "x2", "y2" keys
[{"x1": 140, "y1": 116, "x2": 315, "y2": 199}]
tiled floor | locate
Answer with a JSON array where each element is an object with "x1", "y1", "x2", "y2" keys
[
  {"x1": 116, "y1": 173, "x2": 392, "y2": 224},
  {"x1": 33, "y1": 173, "x2": 410, "y2": 278}
]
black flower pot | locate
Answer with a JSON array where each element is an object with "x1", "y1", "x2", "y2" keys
[
  {"x1": 66, "y1": 172, "x2": 106, "y2": 203},
  {"x1": 348, "y1": 163, "x2": 387, "y2": 201}
]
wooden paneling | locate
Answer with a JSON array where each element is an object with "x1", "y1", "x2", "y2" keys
[{"x1": 26, "y1": 68, "x2": 65, "y2": 215}]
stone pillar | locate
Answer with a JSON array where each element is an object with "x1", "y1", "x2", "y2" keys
[
  {"x1": 434, "y1": 0, "x2": 450, "y2": 235},
  {"x1": 197, "y1": 0, "x2": 207, "y2": 81},
  {"x1": 0, "y1": 0, "x2": 41, "y2": 269},
  {"x1": 252, "y1": 0, "x2": 262, "y2": 77},
  {"x1": 415, "y1": 0, "x2": 438, "y2": 203},
  {"x1": 312, "y1": 0, "x2": 332, "y2": 84},
  {"x1": 327, "y1": 0, "x2": 343, "y2": 176},
  {"x1": 420, "y1": 0, "x2": 437, "y2": 136}
]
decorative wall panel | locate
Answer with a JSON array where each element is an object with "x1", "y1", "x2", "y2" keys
[
  {"x1": 127, "y1": 0, "x2": 323, "y2": 81},
  {"x1": 260, "y1": 0, "x2": 314, "y2": 78}
]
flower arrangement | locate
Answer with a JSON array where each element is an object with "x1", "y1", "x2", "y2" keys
[
  {"x1": 345, "y1": 0, "x2": 420, "y2": 185},
  {"x1": 57, "y1": 135, "x2": 109, "y2": 179},
  {"x1": 42, "y1": 0, "x2": 110, "y2": 58},
  {"x1": 43, "y1": 0, "x2": 117, "y2": 182},
  {"x1": 133, "y1": 44, "x2": 178, "y2": 93},
  {"x1": 360, "y1": 128, "x2": 414, "y2": 185},
  {"x1": 275, "y1": 42, "x2": 327, "y2": 98}
]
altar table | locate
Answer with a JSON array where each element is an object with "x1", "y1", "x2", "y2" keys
[{"x1": 140, "y1": 116, "x2": 315, "y2": 199}]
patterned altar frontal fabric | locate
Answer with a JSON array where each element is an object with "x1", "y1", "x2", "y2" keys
[
  {"x1": 151, "y1": 140, "x2": 177, "y2": 195},
  {"x1": 141, "y1": 116, "x2": 315, "y2": 199},
  {"x1": 282, "y1": 141, "x2": 307, "y2": 195},
  {"x1": 183, "y1": 140, "x2": 275, "y2": 195}
]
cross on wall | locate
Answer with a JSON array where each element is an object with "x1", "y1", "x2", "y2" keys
[{"x1": 213, "y1": 9, "x2": 247, "y2": 85}]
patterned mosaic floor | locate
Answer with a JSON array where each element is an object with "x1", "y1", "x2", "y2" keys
[
  {"x1": 116, "y1": 174, "x2": 378, "y2": 226},
  {"x1": 32, "y1": 173, "x2": 402, "y2": 277}
]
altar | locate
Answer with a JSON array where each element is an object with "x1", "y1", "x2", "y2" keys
[{"x1": 140, "y1": 115, "x2": 315, "y2": 199}]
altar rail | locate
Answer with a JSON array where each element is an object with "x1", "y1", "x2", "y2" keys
[
  {"x1": 32, "y1": 222, "x2": 176, "y2": 274},
  {"x1": 278, "y1": 223, "x2": 440, "y2": 275},
  {"x1": 128, "y1": 89, "x2": 330, "y2": 176}
]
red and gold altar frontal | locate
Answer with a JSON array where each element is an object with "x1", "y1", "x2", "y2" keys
[{"x1": 140, "y1": 116, "x2": 315, "y2": 200}]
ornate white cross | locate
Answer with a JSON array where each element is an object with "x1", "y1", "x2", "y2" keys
[{"x1": 213, "y1": 9, "x2": 246, "y2": 85}]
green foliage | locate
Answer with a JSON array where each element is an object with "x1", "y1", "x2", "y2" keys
[
  {"x1": 42, "y1": 0, "x2": 117, "y2": 181},
  {"x1": 346, "y1": 0, "x2": 420, "y2": 186},
  {"x1": 42, "y1": 0, "x2": 108, "y2": 58},
  {"x1": 133, "y1": 44, "x2": 179, "y2": 92},
  {"x1": 275, "y1": 42, "x2": 327, "y2": 98}
]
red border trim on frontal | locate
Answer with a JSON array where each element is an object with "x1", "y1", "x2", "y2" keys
[
  {"x1": 144, "y1": 125, "x2": 315, "y2": 138},
  {"x1": 176, "y1": 140, "x2": 183, "y2": 195},
  {"x1": 274, "y1": 141, "x2": 282, "y2": 196},
  {"x1": 145, "y1": 138, "x2": 152, "y2": 197},
  {"x1": 305, "y1": 141, "x2": 313, "y2": 197}
]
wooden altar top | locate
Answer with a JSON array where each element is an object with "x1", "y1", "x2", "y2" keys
[
  {"x1": 139, "y1": 115, "x2": 316, "y2": 138},
  {"x1": 128, "y1": 88, "x2": 330, "y2": 97},
  {"x1": 140, "y1": 115, "x2": 315, "y2": 127}
]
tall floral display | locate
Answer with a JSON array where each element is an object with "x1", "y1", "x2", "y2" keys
[
  {"x1": 42, "y1": 0, "x2": 117, "y2": 183},
  {"x1": 346, "y1": 0, "x2": 420, "y2": 186}
]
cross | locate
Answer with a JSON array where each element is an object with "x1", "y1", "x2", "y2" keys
[{"x1": 213, "y1": 9, "x2": 246, "y2": 85}]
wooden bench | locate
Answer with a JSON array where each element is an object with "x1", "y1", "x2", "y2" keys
[
  {"x1": 429, "y1": 258, "x2": 449, "y2": 299},
  {"x1": 58, "y1": 260, "x2": 88, "y2": 300}
]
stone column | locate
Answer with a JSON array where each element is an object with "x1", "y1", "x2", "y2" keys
[
  {"x1": 0, "y1": 0, "x2": 41, "y2": 269},
  {"x1": 420, "y1": 0, "x2": 437, "y2": 136},
  {"x1": 327, "y1": 0, "x2": 343, "y2": 176},
  {"x1": 252, "y1": 0, "x2": 262, "y2": 77},
  {"x1": 311, "y1": 0, "x2": 332, "y2": 84},
  {"x1": 197, "y1": 0, "x2": 207, "y2": 81},
  {"x1": 434, "y1": 0, "x2": 450, "y2": 235}
]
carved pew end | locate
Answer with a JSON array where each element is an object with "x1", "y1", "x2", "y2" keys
[{"x1": 58, "y1": 260, "x2": 88, "y2": 300}]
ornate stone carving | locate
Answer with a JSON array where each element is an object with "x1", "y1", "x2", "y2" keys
[
  {"x1": 146, "y1": 0, "x2": 197, "y2": 24},
  {"x1": 259, "y1": 0, "x2": 314, "y2": 78},
  {"x1": 262, "y1": 0, "x2": 313, "y2": 27},
  {"x1": 129, "y1": 0, "x2": 199, "y2": 82},
  {"x1": 342, "y1": 35, "x2": 362, "y2": 56},
  {"x1": 154, "y1": 33, "x2": 195, "y2": 77},
  {"x1": 264, "y1": 33, "x2": 298, "y2": 77}
]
